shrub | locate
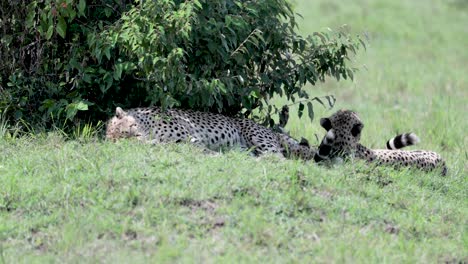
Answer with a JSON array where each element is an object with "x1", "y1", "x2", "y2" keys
[{"x1": 0, "y1": 0, "x2": 364, "y2": 128}]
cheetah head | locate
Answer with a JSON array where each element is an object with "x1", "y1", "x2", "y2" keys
[
  {"x1": 106, "y1": 107, "x2": 143, "y2": 140},
  {"x1": 314, "y1": 109, "x2": 364, "y2": 162}
]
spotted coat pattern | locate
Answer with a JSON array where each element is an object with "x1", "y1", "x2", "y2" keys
[
  {"x1": 106, "y1": 107, "x2": 315, "y2": 159},
  {"x1": 314, "y1": 109, "x2": 447, "y2": 175}
]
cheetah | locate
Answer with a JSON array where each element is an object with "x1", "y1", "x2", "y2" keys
[
  {"x1": 106, "y1": 107, "x2": 315, "y2": 160},
  {"x1": 313, "y1": 109, "x2": 447, "y2": 175}
]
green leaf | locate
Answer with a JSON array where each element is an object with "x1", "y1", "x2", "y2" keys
[
  {"x1": 298, "y1": 103, "x2": 304, "y2": 118},
  {"x1": 78, "y1": 0, "x2": 86, "y2": 17},
  {"x1": 114, "y1": 64, "x2": 123, "y2": 80},
  {"x1": 65, "y1": 101, "x2": 89, "y2": 120},
  {"x1": 66, "y1": 105, "x2": 78, "y2": 120},
  {"x1": 314, "y1": 32, "x2": 327, "y2": 44},
  {"x1": 306, "y1": 102, "x2": 314, "y2": 122},
  {"x1": 313, "y1": 97, "x2": 325, "y2": 107},
  {"x1": 325, "y1": 95, "x2": 336, "y2": 108},
  {"x1": 26, "y1": 3, "x2": 37, "y2": 28},
  {"x1": 279, "y1": 105, "x2": 289, "y2": 127},
  {"x1": 104, "y1": 8, "x2": 112, "y2": 18},
  {"x1": 56, "y1": 16, "x2": 67, "y2": 38},
  {"x1": 346, "y1": 69, "x2": 354, "y2": 81},
  {"x1": 75, "y1": 101, "x2": 88, "y2": 111},
  {"x1": 46, "y1": 24, "x2": 54, "y2": 40},
  {"x1": 104, "y1": 48, "x2": 111, "y2": 60},
  {"x1": 359, "y1": 38, "x2": 367, "y2": 51},
  {"x1": 68, "y1": 8, "x2": 77, "y2": 20}
]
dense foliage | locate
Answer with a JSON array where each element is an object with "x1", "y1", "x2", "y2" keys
[{"x1": 0, "y1": 0, "x2": 364, "y2": 127}]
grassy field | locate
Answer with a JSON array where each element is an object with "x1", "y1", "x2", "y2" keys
[{"x1": 1, "y1": 0, "x2": 467, "y2": 262}]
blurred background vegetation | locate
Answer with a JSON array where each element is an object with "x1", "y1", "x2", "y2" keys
[{"x1": 287, "y1": 1, "x2": 467, "y2": 155}]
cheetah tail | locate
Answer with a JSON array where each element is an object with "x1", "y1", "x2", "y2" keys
[{"x1": 386, "y1": 133, "x2": 420, "y2": 150}]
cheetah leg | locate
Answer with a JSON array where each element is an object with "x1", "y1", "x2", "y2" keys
[
  {"x1": 189, "y1": 137, "x2": 221, "y2": 156},
  {"x1": 250, "y1": 136, "x2": 286, "y2": 160}
]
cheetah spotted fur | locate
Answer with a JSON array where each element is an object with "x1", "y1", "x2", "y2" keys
[
  {"x1": 314, "y1": 109, "x2": 447, "y2": 175},
  {"x1": 106, "y1": 107, "x2": 315, "y2": 159}
]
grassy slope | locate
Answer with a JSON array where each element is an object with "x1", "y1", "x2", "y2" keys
[{"x1": 1, "y1": 0, "x2": 467, "y2": 262}]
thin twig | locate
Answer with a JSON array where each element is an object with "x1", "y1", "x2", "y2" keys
[{"x1": 230, "y1": 28, "x2": 261, "y2": 57}]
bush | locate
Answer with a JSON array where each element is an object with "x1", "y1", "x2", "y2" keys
[{"x1": 0, "y1": 0, "x2": 364, "y2": 128}]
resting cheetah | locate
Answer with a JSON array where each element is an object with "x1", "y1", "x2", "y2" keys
[
  {"x1": 313, "y1": 109, "x2": 447, "y2": 175},
  {"x1": 106, "y1": 107, "x2": 315, "y2": 159}
]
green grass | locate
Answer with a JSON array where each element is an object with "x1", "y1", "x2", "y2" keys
[
  {"x1": 1, "y1": 0, "x2": 467, "y2": 262},
  {"x1": 0, "y1": 137, "x2": 465, "y2": 262}
]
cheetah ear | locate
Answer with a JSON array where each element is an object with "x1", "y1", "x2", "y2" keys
[
  {"x1": 320, "y1": 118, "x2": 332, "y2": 131},
  {"x1": 351, "y1": 123, "x2": 364, "y2": 137},
  {"x1": 299, "y1": 137, "x2": 310, "y2": 147},
  {"x1": 115, "y1": 107, "x2": 127, "y2": 119}
]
